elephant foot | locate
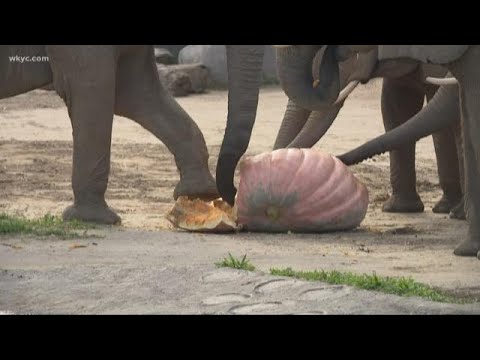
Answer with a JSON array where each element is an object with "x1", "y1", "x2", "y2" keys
[
  {"x1": 453, "y1": 237, "x2": 480, "y2": 257},
  {"x1": 174, "y1": 174, "x2": 220, "y2": 202},
  {"x1": 432, "y1": 193, "x2": 463, "y2": 214},
  {"x1": 382, "y1": 194, "x2": 424, "y2": 213},
  {"x1": 449, "y1": 198, "x2": 466, "y2": 220},
  {"x1": 63, "y1": 204, "x2": 121, "y2": 225}
]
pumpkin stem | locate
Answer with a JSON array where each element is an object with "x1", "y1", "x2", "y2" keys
[{"x1": 265, "y1": 206, "x2": 281, "y2": 221}]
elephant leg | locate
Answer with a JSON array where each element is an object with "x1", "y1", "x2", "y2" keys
[
  {"x1": 46, "y1": 46, "x2": 121, "y2": 224},
  {"x1": 381, "y1": 77, "x2": 425, "y2": 213},
  {"x1": 450, "y1": 196, "x2": 466, "y2": 220},
  {"x1": 431, "y1": 128, "x2": 463, "y2": 213},
  {"x1": 274, "y1": 100, "x2": 311, "y2": 150},
  {"x1": 450, "y1": 47, "x2": 480, "y2": 257},
  {"x1": 449, "y1": 117, "x2": 466, "y2": 220},
  {"x1": 424, "y1": 85, "x2": 462, "y2": 214},
  {"x1": 423, "y1": 87, "x2": 463, "y2": 214},
  {"x1": 453, "y1": 102, "x2": 480, "y2": 256},
  {"x1": 431, "y1": 128, "x2": 462, "y2": 213},
  {"x1": 114, "y1": 46, "x2": 218, "y2": 201}
]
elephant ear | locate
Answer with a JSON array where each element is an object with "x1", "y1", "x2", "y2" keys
[
  {"x1": 347, "y1": 48, "x2": 379, "y2": 84},
  {"x1": 378, "y1": 45, "x2": 469, "y2": 64}
]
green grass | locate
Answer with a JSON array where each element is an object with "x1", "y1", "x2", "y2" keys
[
  {"x1": 270, "y1": 267, "x2": 476, "y2": 304},
  {"x1": 0, "y1": 213, "x2": 97, "y2": 239},
  {"x1": 215, "y1": 253, "x2": 256, "y2": 271}
]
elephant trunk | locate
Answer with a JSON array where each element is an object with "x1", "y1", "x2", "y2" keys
[
  {"x1": 216, "y1": 45, "x2": 265, "y2": 205},
  {"x1": 273, "y1": 100, "x2": 311, "y2": 149},
  {"x1": 338, "y1": 83, "x2": 459, "y2": 165},
  {"x1": 276, "y1": 45, "x2": 341, "y2": 111},
  {"x1": 288, "y1": 105, "x2": 342, "y2": 148},
  {"x1": 285, "y1": 55, "x2": 357, "y2": 149}
]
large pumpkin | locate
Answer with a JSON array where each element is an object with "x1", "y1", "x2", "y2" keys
[{"x1": 236, "y1": 148, "x2": 369, "y2": 232}]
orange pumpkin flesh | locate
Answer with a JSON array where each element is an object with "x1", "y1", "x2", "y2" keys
[{"x1": 166, "y1": 197, "x2": 238, "y2": 233}]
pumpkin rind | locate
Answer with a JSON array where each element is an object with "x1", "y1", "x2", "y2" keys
[
  {"x1": 167, "y1": 197, "x2": 238, "y2": 233},
  {"x1": 236, "y1": 148, "x2": 369, "y2": 232}
]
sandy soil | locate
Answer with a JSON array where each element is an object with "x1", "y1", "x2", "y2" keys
[{"x1": 1, "y1": 82, "x2": 479, "y2": 296}]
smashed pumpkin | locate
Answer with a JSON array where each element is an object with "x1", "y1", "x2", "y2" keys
[
  {"x1": 236, "y1": 148, "x2": 369, "y2": 232},
  {"x1": 167, "y1": 149, "x2": 369, "y2": 233},
  {"x1": 167, "y1": 197, "x2": 238, "y2": 233}
]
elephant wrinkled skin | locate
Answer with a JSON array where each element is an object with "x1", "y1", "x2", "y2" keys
[
  {"x1": 273, "y1": 48, "x2": 463, "y2": 217},
  {"x1": 291, "y1": 45, "x2": 480, "y2": 259},
  {"x1": 1, "y1": 45, "x2": 265, "y2": 224}
]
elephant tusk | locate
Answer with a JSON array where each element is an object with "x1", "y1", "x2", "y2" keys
[
  {"x1": 334, "y1": 80, "x2": 360, "y2": 105},
  {"x1": 425, "y1": 77, "x2": 458, "y2": 86}
]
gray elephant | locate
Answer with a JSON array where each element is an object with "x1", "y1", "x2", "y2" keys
[
  {"x1": 275, "y1": 45, "x2": 480, "y2": 259},
  {"x1": 1, "y1": 45, "x2": 265, "y2": 224},
  {"x1": 273, "y1": 47, "x2": 463, "y2": 217}
]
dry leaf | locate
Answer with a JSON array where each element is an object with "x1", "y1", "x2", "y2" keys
[
  {"x1": 1, "y1": 243, "x2": 23, "y2": 250},
  {"x1": 69, "y1": 244, "x2": 88, "y2": 250}
]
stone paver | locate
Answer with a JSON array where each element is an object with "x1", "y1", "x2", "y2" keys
[
  {"x1": 1, "y1": 264, "x2": 479, "y2": 315},
  {"x1": 1, "y1": 229, "x2": 480, "y2": 314}
]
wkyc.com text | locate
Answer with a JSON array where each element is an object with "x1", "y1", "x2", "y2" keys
[{"x1": 9, "y1": 55, "x2": 49, "y2": 63}]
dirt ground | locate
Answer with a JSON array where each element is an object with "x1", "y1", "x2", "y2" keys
[{"x1": 1, "y1": 82, "x2": 480, "y2": 297}]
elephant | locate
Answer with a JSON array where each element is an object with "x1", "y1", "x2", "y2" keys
[
  {"x1": 275, "y1": 45, "x2": 480, "y2": 259},
  {"x1": 1, "y1": 45, "x2": 265, "y2": 224},
  {"x1": 273, "y1": 47, "x2": 464, "y2": 217}
]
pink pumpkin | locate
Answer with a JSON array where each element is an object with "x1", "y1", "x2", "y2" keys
[{"x1": 236, "y1": 148, "x2": 369, "y2": 232}]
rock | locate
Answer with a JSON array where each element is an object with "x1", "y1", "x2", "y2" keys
[
  {"x1": 154, "y1": 48, "x2": 175, "y2": 65},
  {"x1": 157, "y1": 63, "x2": 210, "y2": 97},
  {"x1": 178, "y1": 45, "x2": 278, "y2": 87},
  {"x1": 171, "y1": 64, "x2": 209, "y2": 93},
  {"x1": 179, "y1": 45, "x2": 227, "y2": 86},
  {"x1": 154, "y1": 45, "x2": 187, "y2": 58},
  {"x1": 157, "y1": 65, "x2": 191, "y2": 97}
]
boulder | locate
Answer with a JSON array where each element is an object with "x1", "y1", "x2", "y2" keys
[
  {"x1": 157, "y1": 65, "x2": 191, "y2": 97},
  {"x1": 157, "y1": 63, "x2": 210, "y2": 97},
  {"x1": 154, "y1": 48, "x2": 175, "y2": 65},
  {"x1": 179, "y1": 45, "x2": 227, "y2": 86},
  {"x1": 154, "y1": 45, "x2": 187, "y2": 58}
]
